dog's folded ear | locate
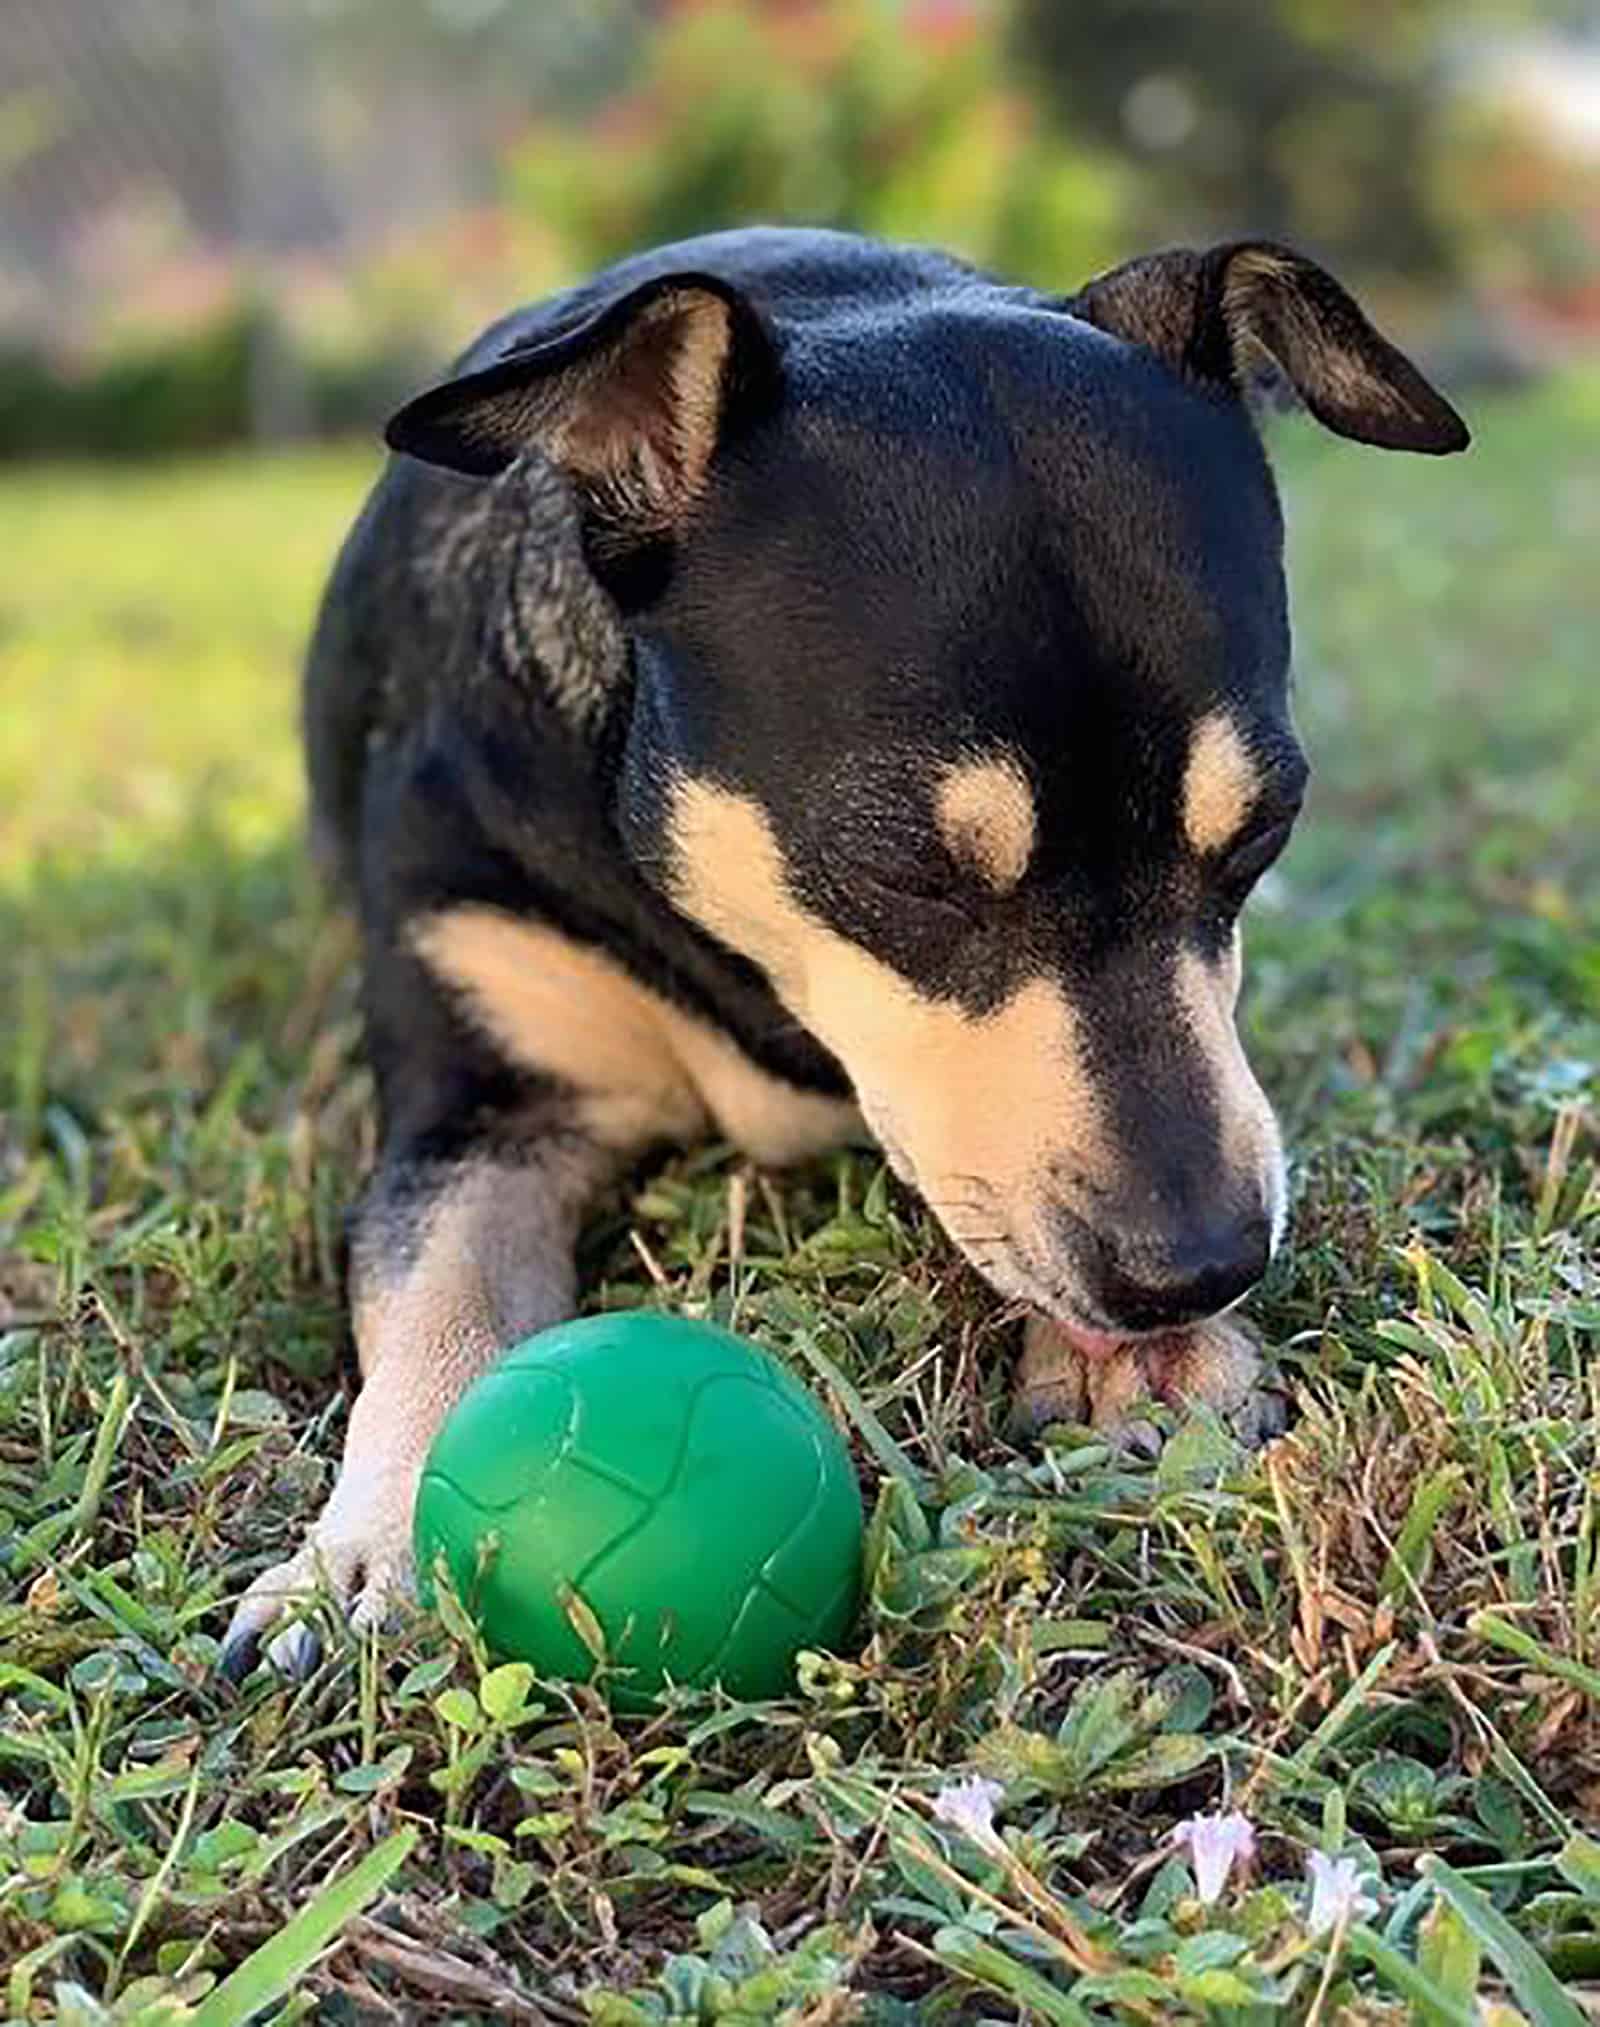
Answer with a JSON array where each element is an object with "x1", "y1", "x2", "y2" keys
[
  {"x1": 1073, "y1": 241, "x2": 1468, "y2": 455},
  {"x1": 385, "y1": 272, "x2": 781, "y2": 530}
]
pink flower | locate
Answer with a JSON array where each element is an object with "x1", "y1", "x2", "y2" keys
[
  {"x1": 933, "y1": 1775, "x2": 1005, "y2": 1851},
  {"x1": 1306, "y1": 1851, "x2": 1379, "y2": 1936},
  {"x1": 1172, "y1": 1809, "x2": 1257, "y2": 1905}
]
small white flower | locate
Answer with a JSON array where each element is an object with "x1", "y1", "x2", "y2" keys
[
  {"x1": 933, "y1": 1775, "x2": 1005, "y2": 1850},
  {"x1": 1172, "y1": 1809, "x2": 1257, "y2": 1905},
  {"x1": 1306, "y1": 1850, "x2": 1379, "y2": 1936}
]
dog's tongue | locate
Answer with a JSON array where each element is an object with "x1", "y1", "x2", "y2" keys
[{"x1": 1053, "y1": 1318, "x2": 1133, "y2": 1359}]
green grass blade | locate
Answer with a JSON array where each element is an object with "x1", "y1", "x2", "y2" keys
[
  {"x1": 1555, "y1": 1835, "x2": 1600, "y2": 1904},
  {"x1": 112, "y1": 1760, "x2": 203, "y2": 1991},
  {"x1": 1419, "y1": 1856, "x2": 1585, "y2": 2027},
  {"x1": 191, "y1": 1827, "x2": 417, "y2": 2027},
  {"x1": 1287, "y1": 1640, "x2": 1398, "y2": 1777},
  {"x1": 932, "y1": 1926, "x2": 1095, "y2": 2026},
  {"x1": 1346, "y1": 1924, "x2": 1479, "y2": 2026},
  {"x1": 71, "y1": 1369, "x2": 131, "y2": 1538},
  {"x1": 787, "y1": 1324, "x2": 926, "y2": 1492},
  {"x1": 1380, "y1": 1466, "x2": 1464, "y2": 1602},
  {"x1": 1470, "y1": 1611, "x2": 1600, "y2": 1703}
]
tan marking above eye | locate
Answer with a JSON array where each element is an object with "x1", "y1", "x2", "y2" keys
[
  {"x1": 934, "y1": 754, "x2": 1037, "y2": 894},
  {"x1": 1183, "y1": 710, "x2": 1262, "y2": 856}
]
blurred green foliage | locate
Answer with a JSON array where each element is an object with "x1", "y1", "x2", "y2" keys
[
  {"x1": 1011, "y1": 0, "x2": 1600, "y2": 314},
  {"x1": 0, "y1": 310, "x2": 425, "y2": 462},
  {"x1": 507, "y1": 0, "x2": 1128, "y2": 291},
  {"x1": 1012, "y1": 0, "x2": 1465, "y2": 277},
  {"x1": 3, "y1": 0, "x2": 1596, "y2": 459},
  {"x1": 0, "y1": 317, "x2": 258, "y2": 463}
]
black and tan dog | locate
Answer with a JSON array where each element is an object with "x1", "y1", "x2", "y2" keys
[{"x1": 220, "y1": 227, "x2": 1466, "y2": 1676}]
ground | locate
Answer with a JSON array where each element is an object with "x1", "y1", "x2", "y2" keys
[{"x1": 1, "y1": 378, "x2": 1597, "y2": 2024}]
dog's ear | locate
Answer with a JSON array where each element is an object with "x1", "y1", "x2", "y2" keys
[
  {"x1": 385, "y1": 273, "x2": 781, "y2": 532},
  {"x1": 1073, "y1": 241, "x2": 1468, "y2": 454}
]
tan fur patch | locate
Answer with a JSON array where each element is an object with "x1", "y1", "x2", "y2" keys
[
  {"x1": 1175, "y1": 938, "x2": 1286, "y2": 1249},
  {"x1": 935, "y1": 755, "x2": 1036, "y2": 894},
  {"x1": 352, "y1": 1158, "x2": 594, "y2": 1390},
  {"x1": 660, "y1": 289, "x2": 733, "y2": 490},
  {"x1": 665, "y1": 779, "x2": 1107, "y2": 1308},
  {"x1": 1182, "y1": 710, "x2": 1261, "y2": 856},
  {"x1": 413, "y1": 906, "x2": 859, "y2": 1166}
]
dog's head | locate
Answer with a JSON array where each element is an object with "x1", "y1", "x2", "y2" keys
[{"x1": 388, "y1": 234, "x2": 1466, "y2": 1342}]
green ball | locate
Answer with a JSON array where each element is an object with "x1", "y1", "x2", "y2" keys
[{"x1": 413, "y1": 1314, "x2": 863, "y2": 1705}]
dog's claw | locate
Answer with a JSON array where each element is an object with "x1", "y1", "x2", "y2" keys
[
  {"x1": 218, "y1": 1541, "x2": 328, "y2": 1683},
  {"x1": 218, "y1": 1463, "x2": 418, "y2": 1681},
  {"x1": 1119, "y1": 1416, "x2": 1165, "y2": 1460},
  {"x1": 1229, "y1": 1379, "x2": 1291, "y2": 1448},
  {"x1": 216, "y1": 1625, "x2": 262, "y2": 1685},
  {"x1": 266, "y1": 1617, "x2": 323, "y2": 1680}
]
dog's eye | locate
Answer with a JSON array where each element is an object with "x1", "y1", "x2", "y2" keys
[
  {"x1": 831, "y1": 841, "x2": 977, "y2": 924},
  {"x1": 823, "y1": 822, "x2": 967, "y2": 912},
  {"x1": 857, "y1": 861, "x2": 972, "y2": 918},
  {"x1": 1219, "y1": 816, "x2": 1294, "y2": 896}
]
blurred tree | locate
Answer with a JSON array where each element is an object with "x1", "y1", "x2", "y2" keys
[
  {"x1": 504, "y1": 0, "x2": 1130, "y2": 292},
  {"x1": 1010, "y1": 0, "x2": 1488, "y2": 279}
]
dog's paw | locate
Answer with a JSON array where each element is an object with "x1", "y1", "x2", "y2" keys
[
  {"x1": 1140, "y1": 1314, "x2": 1289, "y2": 1447},
  {"x1": 218, "y1": 1453, "x2": 420, "y2": 1682},
  {"x1": 1012, "y1": 1311, "x2": 1286, "y2": 1451},
  {"x1": 1011, "y1": 1313, "x2": 1161, "y2": 1453}
]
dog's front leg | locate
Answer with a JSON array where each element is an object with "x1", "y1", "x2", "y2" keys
[{"x1": 219, "y1": 1137, "x2": 614, "y2": 1678}]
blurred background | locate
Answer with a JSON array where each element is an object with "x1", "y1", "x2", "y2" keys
[{"x1": 4, "y1": 0, "x2": 1600, "y2": 459}]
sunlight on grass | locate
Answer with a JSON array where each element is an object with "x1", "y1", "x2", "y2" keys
[
  {"x1": 0, "y1": 447, "x2": 377, "y2": 874},
  {"x1": 0, "y1": 381, "x2": 1596, "y2": 2018}
]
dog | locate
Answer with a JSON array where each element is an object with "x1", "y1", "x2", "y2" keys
[{"x1": 219, "y1": 227, "x2": 1466, "y2": 1677}]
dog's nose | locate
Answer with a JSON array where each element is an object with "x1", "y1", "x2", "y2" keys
[{"x1": 1080, "y1": 1211, "x2": 1272, "y2": 1334}]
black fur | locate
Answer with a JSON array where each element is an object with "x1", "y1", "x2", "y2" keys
[{"x1": 307, "y1": 225, "x2": 1465, "y2": 1319}]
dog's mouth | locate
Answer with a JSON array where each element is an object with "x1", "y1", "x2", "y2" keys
[
  {"x1": 1044, "y1": 1314, "x2": 1140, "y2": 1356},
  {"x1": 873, "y1": 1115, "x2": 1240, "y2": 1353},
  {"x1": 927, "y1": 1192, "x2": 1242, "y2": 1356},
  {"x1": 935, "y1": 1213, "x2": 1146, "y2": 1351}
]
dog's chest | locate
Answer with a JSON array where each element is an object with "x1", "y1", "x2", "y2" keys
[{"x1": 414, "y1": 903, "x2": 861, "y2": 1164}]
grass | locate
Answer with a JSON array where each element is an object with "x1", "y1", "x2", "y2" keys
[{"x1": 0, "y1": 378, "x2": 1597, "y2": 2024}]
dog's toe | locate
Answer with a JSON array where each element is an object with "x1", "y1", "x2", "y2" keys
[
  {"x1": 1008, "y1": 1370, "x2": 1087, "y2": 1442},
  {"x1": 1229, "y1": 1373, "x2": 1291, "y2": 1447},
  {"x1": 219, "y1": 1479, "x2": 417, "y2": 1681},
  {"x1": 219, "y1": 1541, "x2": 336, "y2": 1682},
  {"x1": 350, "y1": 1543, "x2": 416, "y2": 1638},
  {"x1": 1013, "y1": 1314, "x2": 1150, "y2": 1443},
  {"x1": 1140, "y1": 1315, "x2": 1285, "y2": 1449},
  {"x1": 1013, "y1": 1311, "x2": 1286, "y2": 1453},
  {"x1": 264, "y1": 1616, "x2": 323, "y2": 1679},
  {"x1": 1012, "y1": 1312, "x2": 1086, "y2": 1434}
]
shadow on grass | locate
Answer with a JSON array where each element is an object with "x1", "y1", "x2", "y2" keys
[
  {"x1": 0, "y1": 815, "x2": 363, "y2": 1392},
  {"x1": 0, "y1": 816, "x2": 354, "y2": 1134}
]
